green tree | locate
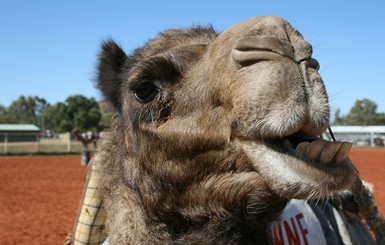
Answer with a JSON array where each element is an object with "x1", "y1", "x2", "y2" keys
[
  {"x1": 334, "y1": 99, "x2": 385, "y2": 125},
  {"x1": 333, "y1": 108, "x2": 344, "y2": 125},
  {"x1": 6, "y1": 96, "x2": 48, "y2": 127},
  {"x1": 50, "y1": 95, "x2": 102, "y2": 133},
  {"x1": 49, "y1": 102, "x2": 69, "y2": 133},
  {"x1": 0, "y1": 104, "x2": 10, "y2": 123}
]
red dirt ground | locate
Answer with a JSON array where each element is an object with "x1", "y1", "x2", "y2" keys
[{"x1": 0, "y1": 148, "x2": 384, "y2": 244}]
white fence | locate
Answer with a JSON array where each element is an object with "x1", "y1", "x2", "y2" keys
[
  {"x1": 330, "y1": 126, "x2": 385, "y2": 147},
  {"x1": 1, "y1": 126, "x2": 383, "y2": 154},
  {"x1": 0, "y1": 132, "x2": 94, "y2": 155}
]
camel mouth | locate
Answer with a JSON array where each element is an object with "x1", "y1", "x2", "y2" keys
[
  {"x1": 265, "y1": 130, "x2": 353, "y2": 170},
  {"x1": 266, "y1": 132, "x2": 320, "y2": 150},
  {"x1": 284, "y1": 132, "x2": 320, "y2": 149},
  {"x1": 264, "y1": 132, "x2": 342, "y2": 167},
  {"x1": 238, "y1": 126, "x2": 355, "y2": 200}
]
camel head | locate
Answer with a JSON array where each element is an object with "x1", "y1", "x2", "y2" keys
[{"x1": 96, "y1": 16, "x2": 356, "y2": 244}]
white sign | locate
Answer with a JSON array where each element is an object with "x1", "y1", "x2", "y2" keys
[{"x1": 270, "y1": 199, "x2": 327, "y2": 245}]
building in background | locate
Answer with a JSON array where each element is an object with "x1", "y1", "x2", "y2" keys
[{"x1": 0, "y1": 124, "x2": 41, "y2": 142}]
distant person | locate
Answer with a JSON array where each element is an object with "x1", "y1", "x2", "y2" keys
[{"x1": 72, "y1": 130, "x2": 98, "y2": 165}]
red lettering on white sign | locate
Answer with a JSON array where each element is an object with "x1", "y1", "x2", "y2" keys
[{"x1": 272, "y1": 212, "x2": 310, "y2": 245}]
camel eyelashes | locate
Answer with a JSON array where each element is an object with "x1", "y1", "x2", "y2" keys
[{"x1": 133, "y1": 80, "x2": 161, "y2": 103}]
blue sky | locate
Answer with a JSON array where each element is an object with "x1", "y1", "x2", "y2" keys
[{"x1": 1, "y1": 1, "x2": 384, "y2": 117}]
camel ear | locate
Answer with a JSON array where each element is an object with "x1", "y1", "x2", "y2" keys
[{"x1": 96, "y1": 40, "x2": 127, "y2": 110}]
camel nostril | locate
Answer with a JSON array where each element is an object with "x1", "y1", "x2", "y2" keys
[{"x1": 232, "y1": 36, "x2": 294, "y2": 67}]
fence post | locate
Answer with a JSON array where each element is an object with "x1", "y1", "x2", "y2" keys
[
  {"x1": 4, "y1": 133, "x2": 8, "y2": 154},
  {"x1": 67, "y1": 132, "x2": 71, "y2": 153},
  {"x1": 36, "y1": 133, "x2": 40, "y2": 153},
  {"x1": 370, "y1": 132, "x2": 375, "y2": 146}
]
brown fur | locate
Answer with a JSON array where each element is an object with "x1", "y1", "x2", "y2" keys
[{"x1": 95, "y1": 16, "x2": 356, "y2": 244}]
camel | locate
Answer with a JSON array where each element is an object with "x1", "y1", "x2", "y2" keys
[{"x1": 69, "y1": 16, "x2": 377, "y2": 244}]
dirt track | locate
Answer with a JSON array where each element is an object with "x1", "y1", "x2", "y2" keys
[
  {"x1": 0, "y1": 148, "x2": 384, "y2": 244},
  {"x1": 0, "y1": 156, "x2": 86, "y2": 245}
]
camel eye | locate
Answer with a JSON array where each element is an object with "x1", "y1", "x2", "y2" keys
[{"x1": 133, "y1": 81, "x2": 160, "y2": 103}]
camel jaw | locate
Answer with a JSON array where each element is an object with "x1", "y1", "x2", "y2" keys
[{"x1": 236, "y1": 134, "x2": 356, "y2": 200}]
